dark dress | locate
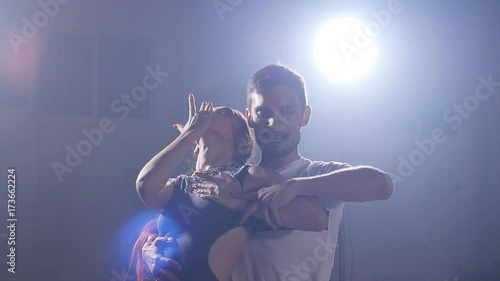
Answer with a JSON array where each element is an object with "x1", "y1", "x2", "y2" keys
[{"x1": 157, "y1": 165, "x2": 270, "y2": 281}]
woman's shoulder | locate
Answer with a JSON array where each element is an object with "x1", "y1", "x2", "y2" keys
[
  {"x1": 248, "y1": 165, "x2": 284, "y2": 183},
  {"x1": 247, "y1": 165, "x2": 265, "y2": 175}
]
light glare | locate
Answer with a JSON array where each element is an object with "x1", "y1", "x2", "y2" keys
[{"x1": 315, "y1": 17, "x2": 378, "y2": 82}]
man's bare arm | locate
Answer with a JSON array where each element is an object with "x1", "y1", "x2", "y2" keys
[
  {"x1": 197, "y1": 166, "x2": 329, "y2": 231},
  {"x1": 234, "y1": 165, "x2": 393, "y2": 227},
  {"x1": 290, "y1": 166, "x2": 393, "y2": 202}
]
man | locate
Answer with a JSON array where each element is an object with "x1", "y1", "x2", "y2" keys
[{"x1": 142, "y1": 64, "x2": 393, "y2": 281}]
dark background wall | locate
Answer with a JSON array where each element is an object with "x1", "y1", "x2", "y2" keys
[{"x1": 1, "y1": 1, "x2": 499, "y2": 280}]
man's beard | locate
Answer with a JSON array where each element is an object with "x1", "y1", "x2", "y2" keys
[{"x1": 259, "y1": 133, "x2": 300, "y2": 158}]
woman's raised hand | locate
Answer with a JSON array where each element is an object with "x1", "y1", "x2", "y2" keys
[{"x1": 173, "y1": 94, "x2": 213, "y2": 139}]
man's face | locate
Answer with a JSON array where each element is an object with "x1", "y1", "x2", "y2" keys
[{"x1": 247, "y1": 85, "x2": 311, "y2": 158}]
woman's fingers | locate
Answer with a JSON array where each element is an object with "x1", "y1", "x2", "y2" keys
[
  {"x1": 172, "y1": 124, "x2": 184, "y2": 132},
  {"x1": 188, "y1": 93, "x2": 196, "y2": 117},
  {"x1": 192, "y1": 183, "x2": 219, "y2": 197},
  {"x1": 191, "y1": 99, "x2": 213, "y2": 119},
  {"x1": 146, "y1": 234, "x2": 158, "y2": 243},
  {"x1": 197, "y1": 194, "x2": 219, "y2": 200},
  {"x1": 198, "y1": 101, "x2": 214, "y2": 113},
  {"x1": 187, "y1": 93, "x2": 214, "y2": 116},
  {"x1": 152, "y1": 236, "x2": 175, "y2": 248}
]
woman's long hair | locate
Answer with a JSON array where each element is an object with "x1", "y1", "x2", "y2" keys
[
  {"x1": 127, "y1": 216, "x2": 158, "y2": 281},
  {"x1": 228, "y1": 107, "x2": 254, "y2": 166}
]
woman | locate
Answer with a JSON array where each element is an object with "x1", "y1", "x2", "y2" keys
[{"x1": 132, "y1": 94, "x2": 285, "y2": 281}]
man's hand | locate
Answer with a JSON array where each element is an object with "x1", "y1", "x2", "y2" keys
[
  {"x1": 142, "y1": 234, "x2": 182, "y2": 281},
  {"x1": 192, "y1": 173, "x2": 281, "y2": 230},
  {"x1": 231, "y1": 180, "x2": 299, "y2": 229}
]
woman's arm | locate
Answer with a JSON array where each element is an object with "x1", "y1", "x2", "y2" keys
[
  {"x1": 136, "y1": 133, "x2": 198, "y2": 209},
  {"x1": 136, "y1": 95, "x2": 213, "y2": 209},
  {"x1": 235, "y1": 166, "x2": 393, "y2": 231}
]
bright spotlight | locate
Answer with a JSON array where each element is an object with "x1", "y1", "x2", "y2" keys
[{"x1": 314, "y1": 17, "x2": 378, "y2": 82}]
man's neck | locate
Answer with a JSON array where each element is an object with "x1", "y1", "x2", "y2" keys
[{"x1": 260, "y1": 150, "x2": 301, "y2": 170}]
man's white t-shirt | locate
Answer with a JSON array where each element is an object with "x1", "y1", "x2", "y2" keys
[{"x1": 232, "y1": 157, "x2": 351, "y2": 281}]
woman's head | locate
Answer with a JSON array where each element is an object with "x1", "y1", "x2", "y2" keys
[{"x1": 195, "y1": 106, "x2": 254, "y2": 167}]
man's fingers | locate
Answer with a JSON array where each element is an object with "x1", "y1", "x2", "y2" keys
[
  {"x1": 231, "y1": 191, "x2": 258, "y2": 200},
  {"x1": 188, "y1": 93, "x2": 196, "y2": 117},
  {"x1": 239, "y1": 202, "x2": 258, "y2": 225},
  {"x1": 258, "y1": 191, "x2": 273, "y2": 205},
  {"x1": 262, "y1": 208, "x2": 278, "y2": 231},
  {"x1": 269, "y1": 207, "x2": 282, "y2": 228}
]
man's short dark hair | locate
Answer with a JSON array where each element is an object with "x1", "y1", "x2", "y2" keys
[{"x1": 247, "y1": 64, "x2": 308, "y2": 110}]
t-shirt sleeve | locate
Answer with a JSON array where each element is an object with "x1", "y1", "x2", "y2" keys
[{"x1": 304, "y1": 161, "x2": 352, "y2": 211}]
